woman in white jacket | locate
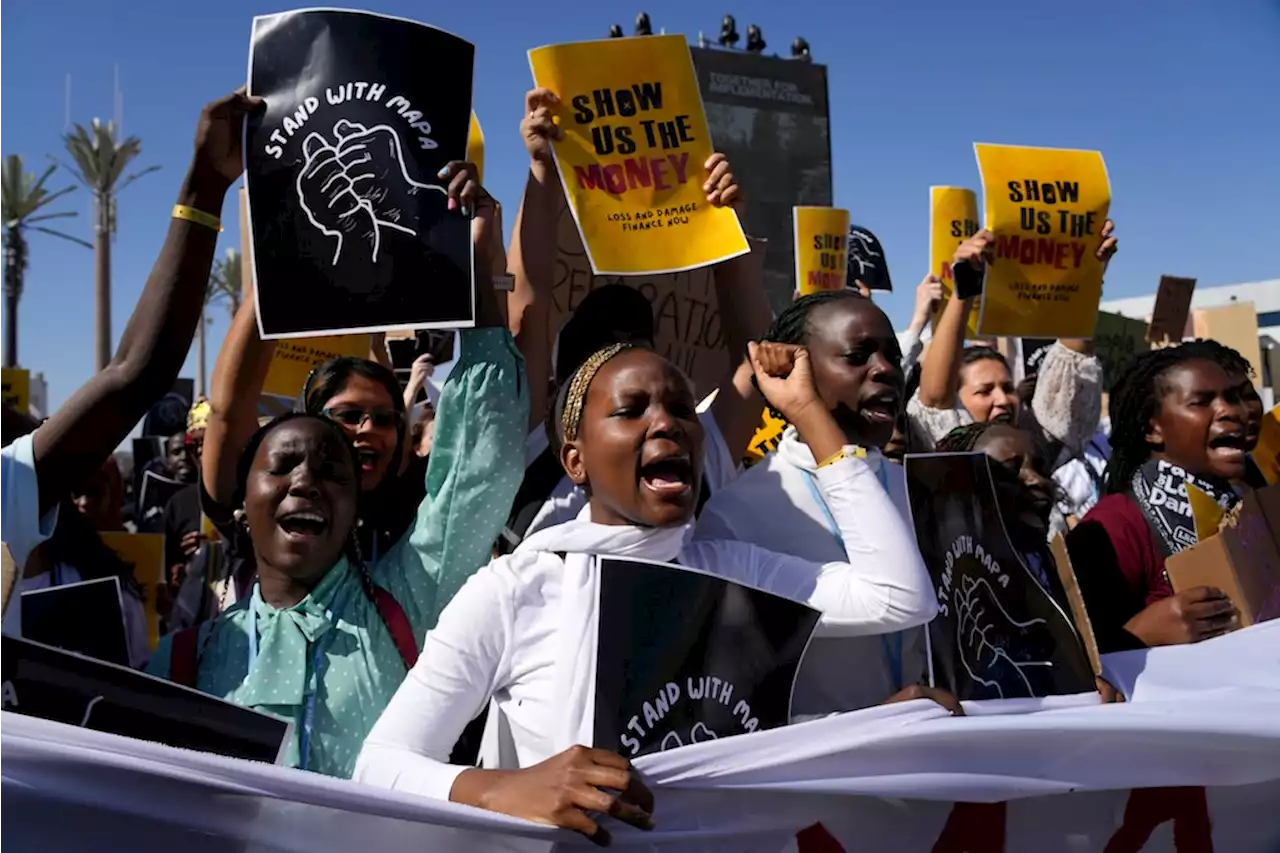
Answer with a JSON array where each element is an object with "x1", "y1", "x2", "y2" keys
[{"x1": 354, "y1": 341, "x2": 936, "y2": 841}]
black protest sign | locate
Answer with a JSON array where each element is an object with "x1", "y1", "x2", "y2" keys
[
  {"x1": 2, "y1": 636, "x2": 289, "y2": 764},
  {"x1": 1147, "y1": 275, "x2": 1196, "y2": 343},
  {"x1": 1020, "y1": 338, "x2": 1055, "y2": 377},
  {"x1": 247, "y1": 10, "x2": 475, "y2": 337},
  {"x1": 594, "y1": 557, "x2": 818, "y2": 758},
  {"x1": 848, "y1": 225, "x2": 892, "y2": 292},
  {"x1": 904, "y1": 453, "x2": 1095, "y2": 700},
  {"x1": 141, "y1": 378, "x2": 194, "y2": 439},
  {"x1": 21, "y1": 577, "x2": 130, "y2": 667},
  {"x1": 137, "y1": 469, "x2": 185, "y2": 534}
]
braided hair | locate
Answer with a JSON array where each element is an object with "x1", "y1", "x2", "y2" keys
[
  {"x1": 936, "y1": 421, "x2": 996, "y2": 453},
  {"x1": 1103, "y1": 339, "x2": 1249, "y2": 496},
  {"x1": 763, "y1": 289, "x2": 867, "y2": 346},
  {"x1": 234, "y1": 413, "x2": 380, "y2": 605}
]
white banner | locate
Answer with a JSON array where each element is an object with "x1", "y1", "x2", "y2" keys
[{"x1": 3, "y1": 623, "x2": 1279, "y2": 852}]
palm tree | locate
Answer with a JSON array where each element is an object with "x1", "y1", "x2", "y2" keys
[
  {"x1": 1, "y1": 155, "x2": 91, "y2": 368},
  {"x1": 197, "y1": 249, "x2": 244, "y2": 396},
  {"x1": 59, "y1": 120, "x2": 158, "y2": 371}
]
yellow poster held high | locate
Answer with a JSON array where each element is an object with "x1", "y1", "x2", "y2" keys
[
  {"x1": 794, "y1": 207, "x2": 850, "y2": 295},
  {"x1": 262, "y1": 334, "x2": 372, "y2": 400},
  {"x1": 467, "y1": 111, "x2": 485, "y2": 183},
  {"x1": 1, "y1": 368, "x2": 30, "y2": 414},
  {"x1": 928, "y1": 187, "x2": 982, "y2": 338},
  {"x1": 529, "y1": 34, "x2": 749, "y2": 275},
  {"x1": 974, "y1": 144, "x2": 1111, "y2": 338}
]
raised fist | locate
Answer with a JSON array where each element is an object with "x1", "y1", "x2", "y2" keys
[{"x1": 296, "y1": 119, "x2": 446, "y2": 266}]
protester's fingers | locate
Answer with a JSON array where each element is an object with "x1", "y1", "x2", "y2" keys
[
  {"x1": 555, "y1": 807, "x2": 605, "y2": 846},
  {"x1": 1184, "y1": 585, "x2": 1230, "y2": 603},
  {"x1": 526, "y1": 87, "x2": 560, "y2": 114},
  {"x1": 1101, "y1": 218, "x2": 1115, "y2": 239},
  {"x1": 703, "y1": 152, "x2": 728, "y2": 176},
  {"x1": 1096, "y1": 235, "x2": 1118, "y2": 260},
  {"x1": 703, "y1": 159, "x2": 731, "y2": 194}
]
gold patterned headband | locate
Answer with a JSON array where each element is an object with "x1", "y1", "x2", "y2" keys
[{"x1": 560, "y1": 342, "x2": 632, "y2": 443}]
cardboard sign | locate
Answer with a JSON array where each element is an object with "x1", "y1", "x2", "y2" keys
[
  {"x1": 530, "y1": 34, "x2": 748, "y2": 275},
  {"x1": 1, "y1": 368, "x2": 30, "y2": 414},
  {"x1": 1, "y1": 543, "x2": 17, "y2": 624},
  {"x1": 262, "y1": 334, "x2": 372, "y2": 399},
  {"x1": 2, "y1": 635, "x2": 290, "y2": 764},
  {"x1": 974, "y1": 144, "x2": 1111, "y2": 338},
  {"x1": 928, "y1": 187, "x2": 982, "y2": 338},
  {"x1": 1193, "y1": 301, "x2": 1263, "y2": 388},
  {"x1": 1091, "y1": 311, "x2": 1150, "y2": 389},
  {"x1": 1147, "y1": 275, "x2": 1196, "y2": 343},
  {"x1": 21, "y1": 577, "x2": 130, "y2": 667},
  {"x1": 247, "y1": 9, "x2": 476, "y2": 337},
  {"x1": 594, "y1": 557, "x2": 819, "y2": 758},
  {"x1": 549, "y1": 189, "x2": 727, "y2": 396},
  {"x1": 904, "y1": 452, "x2": 1095, "y2": 700},
  {"x1": 1049, "y1": 535, "x2": 1101, "y2": 676},
  {"x1": 99, "y1": 532, "x2": 165, "y2": 651},
  {"x1": 1166, "y1": 487, "x2": 1280, "y2": 628},
  {"x1": 793, "y1": 207, "x2": 850, "y2": 294}
]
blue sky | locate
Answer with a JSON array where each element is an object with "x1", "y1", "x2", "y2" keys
[{"x1": 3, "y1": 0, "x2": 1278, "y2": 414}]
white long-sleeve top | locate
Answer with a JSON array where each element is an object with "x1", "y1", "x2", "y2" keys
[
  {"x1": 697, "y1": 427, "x2": 930, "y2": 716},
  {"x1": 353, "y1": 454, "x2": 936, "y2": 802}
]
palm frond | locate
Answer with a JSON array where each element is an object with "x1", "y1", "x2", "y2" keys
[
  {"x1": 115, "y1": 164, "x2": 161, "y2": 195},
  {"x1": 26, "y1": 209, "x2": 77, "y2": 224},
  {"x1": 1, "y1": 154, "x2": 80, "y2": 232},
  {"x1": 30, "y1": 225, "x2": 92, "y2": 249}
]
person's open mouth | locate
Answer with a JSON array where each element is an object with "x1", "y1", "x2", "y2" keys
[
  {"x1": 355, "y1": 446, "x2": 379, "y2": 474},
  {"x1": 277, "y1": 508, "x2": 330, "y2": 541},
  {"x1": 1207, "y1": 431, "x2": 1248, "y2": 463},
  {"x1": 860, "y1": 390, "x2": 901, "y2": 424},
  {"x1": 639, "y1": 451, "x2": 694, "y2": 498}
]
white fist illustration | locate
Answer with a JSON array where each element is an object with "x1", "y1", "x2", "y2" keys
[
  {"x1": 297, "y1": 119, "x2": 445, "y2": 265},
  {"x1": 953, "y1": 575, "x2": 1051, "y2": 699}
]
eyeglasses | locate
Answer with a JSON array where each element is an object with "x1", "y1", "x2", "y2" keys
[{"x1": 323, "y1": 407, "x2": 399, "y2": 430}]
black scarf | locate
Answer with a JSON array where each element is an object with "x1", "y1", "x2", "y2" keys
[{"x1": 1129, "y1": 458, "x2": 1239, "y2": 557}]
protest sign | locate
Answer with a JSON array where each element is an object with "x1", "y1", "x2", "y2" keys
[
  {"x1": 141, "y1": 378, "x2": 194, "y2": 439},
  {"x1": 1020, "y1": 338, "x2": 1055, "y2": 378},
  {"x1": 929, "y1": 186, "x2": 982, "y2": 338},
  {"x1": 594, "y1": 557, "x2": 819, "y2": 758},
  {"x1": 549, "y1": 187, "x2": 728, "y2": 396},
  {"x1": 1147, "y1": 275, "x2": 1196, "y2": 343},
  {"x1": 99, "y1": 532, "x2": 164, "y2": 650},
  {"x1": 262, "y1": 334, "x2": 372, "y2": 399},
  {"x1": 1049, "y1": 535, "x2": 1101, "y2": 675},
  {"x1": 1, "y1": 368, "x2": 30, "y2": 414},
  {"x1": 905, "y1": 452, "x2": 1095, "y2": 700},
  {"x1": 246, "y1": 9, "x2": 475, "y2": 338},
  {"x1": 21, "y1": 577, "x2": 130, "y2": 667},
  {"x1": 744, "y1": 407, "x2": 788, "y2": 465},
  {"x1": 136, "y1": 469, "x2": 184, "y2": 534},
  {"x1": 793, "y1": 207, "x2": 850, "y2": 295},
  {"x1": 1, "y1": 544, "x2": 17, "y2": 624},
  {"x1": 1092, "y1": 311, "x2": 1150, "y2": 388},
  {"x1": 1167, "y1": 487, "x2": 1280, "y2": 628},
  {"x1": 2, "y1": 636, "x2": 290, "y2": 764},
  {"x1": 530, "y1": 34, "x2": 748, "y2": 275},
  {"x1": 847, "y1": 224, "x2": 893, "y2": 292},
  {"x1": 1254, "y1": 404, "x2": 1280, "y2": 485},
  {"x1": 1193, "y1": 301, "x2": 1263, "y2": 386},
  {"x1": 467, "y1": 111, "x2": 484, "y2": 182},
  {"x1": 974, "y1": 144, "x2": 1111, "y2": 338}
]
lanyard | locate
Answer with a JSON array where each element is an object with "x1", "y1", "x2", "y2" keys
[
  {"x1": 801, "y1": 461, "x2": 903, "y2": 690},
  {"x1": 246, "y1": 574, "x2": 354, "y2": 772}
]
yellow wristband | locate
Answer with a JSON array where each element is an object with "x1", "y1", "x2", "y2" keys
[
  {"x1": 816, "y1": 446, "x2": 867, "y2": 469},
  {"x1": 172, "y1": 204, "x2": 222, "y2": 232}
]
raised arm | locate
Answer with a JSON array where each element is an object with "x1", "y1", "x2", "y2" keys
[
  {"x1": 916, "y1": 231, "x2": 992, "y2": 409},
  {"x1": 746, "y1": 341, "x2": 936, "y2": 634},
  {"x1": 35, "y1": 91, "x2": 261, "y2": 518},
  {"x1": 401, "y1": 169, "x2": 529, "y2": 623},
  {"x1": 705, "y1": 153, "x2": 771, "y2": 464},
  {"x1": 506, "y1": 89, "x2": 563, "y2": 431}
]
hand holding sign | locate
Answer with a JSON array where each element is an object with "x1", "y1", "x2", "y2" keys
[
  {"x1": 702, "y1": 152, "x2": 741, "y2": 210},
  {"x1": 953, "y1": 229, "x2": 995, "y2": 299},
  {"x1": 193, "y1": 89, "x2": 265, "y2": 191},
  {"x1": 453, "y1": 745, "x2": 654, "y2": 844},
  {"x1": 522, "y1": 88, "x2": 562, "y2": 167},
  {"x1": 1124, "y1": 586, "x2": 1238, "y2": 646}
]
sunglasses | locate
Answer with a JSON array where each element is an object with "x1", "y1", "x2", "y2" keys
[{"x1": 323, "y1": 407, "x2": 399, "y2": 430}]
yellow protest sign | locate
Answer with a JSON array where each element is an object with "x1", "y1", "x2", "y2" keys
[
  {"x1": 744, "y1": 407, "x2": 788, "y2": 465},
  {"x1": 974, "y1": 144, "x2": 1111, "y2": 338},
  {"x1": 1254, "y1": 405, "x2": 1280, "y2": 485},
  {"x1": 529, "y1": 34, "x2": 748, "y2": 275},
  {"x1": 794, "y1": 207, "x2": 850, "y2": 295},
  {"x1": 99, "y1": 532, "x2": 164, "y2": 650},
  {"x1": 467, "y1": 111, "x2": 484, "y2": 183},
  {"x1": 262, "y1": 335, "x2": 372, "y2": 399},
  {"x1": 928, "y1": 187, "x2": 982, "y2": 338},
  {"x1": 2, "y1": 368, "x2": 30, "y2": 414}
]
